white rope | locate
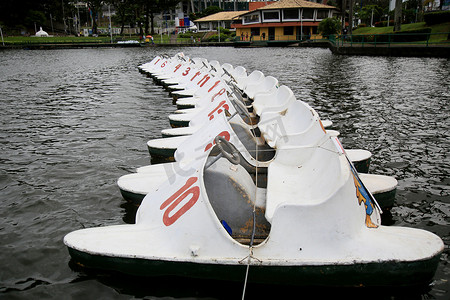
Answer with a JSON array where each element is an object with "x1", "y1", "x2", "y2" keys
[{"x1": 241, "y1": 101, "x2": 259, "y2": 300}]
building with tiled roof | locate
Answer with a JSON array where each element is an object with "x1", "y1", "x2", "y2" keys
[
  {"x1": 194, "y1": 11, "x2": 248, "y2": 32},
  {"x1": 232, "y1": 0, "x2": 339, "y2": 44}
]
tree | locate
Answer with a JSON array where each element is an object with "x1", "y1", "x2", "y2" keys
[
  {"x1": 108, "y1": 0, "x2": 135, "y2": 35},
  {"x1": 341, "y1": 0, "x2": 347, "y2": 34},
  {"x1": 83, "y1": 0, "x2": 103, "y2": 34},
  {"x1": 131, "y1": 0, "x2": 179, "y2": 36},
  {"x1": 189, "y1": 5, "x2": 223, "y2": 25},
  {"x1": 348, "y1": 0, "x2": 353, "y2": 34},
  {"x1": 24, "y1": 10, "x2": 47, "y2": 31},
  {"x1": 148, "y1": 0, "x2": 180, "y2": 35},
  {"x1": 318, "y1": 17, "x2": 341, "y2": 38},
  {"x1": 359, "y1": 4, "x2": 383, "y2": 26},
  {"x1": 394, "y1": 0, "x2": 402, "y2": 31}
]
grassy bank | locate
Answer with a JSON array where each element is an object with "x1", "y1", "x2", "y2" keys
[
  {"x1": 2, "y1": 36, "x2": 118, "y2": 45},
  {"x1": 353, "y1": 22, "x2": 450, "y2": 43},
  {"x1": 0, "y1": 34, "x2": 193, "y2": 45},
  {"x1": 0, "y1": 31, "x2": 225, "y2": 46}
]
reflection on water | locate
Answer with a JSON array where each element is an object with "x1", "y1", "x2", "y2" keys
[{"x1": 0, "y1": 47, "x2": 448, "y2": 299}]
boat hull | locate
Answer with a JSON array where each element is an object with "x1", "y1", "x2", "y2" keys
[
  {"x1": 68, "y1": 247, "x2": 440, "y2": 287},
  {"x1": 371, "y1": 187, "x2": 396, "y2": 210},
  {"x1": 170, "y1": 118, "x2": 189, "y2": 128},
  {"x1": 146, "y1": 144, "x2": 176, "y2": 161},
  {"x1": 352, "y1": 158, "x2": 370, "y2": 173}
]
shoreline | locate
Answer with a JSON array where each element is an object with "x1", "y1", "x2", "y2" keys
[
  {"x1": 1, "y1": 41, "x2": 448, "y2": 58},
  {"x1": 328, "y1": 42, "x2": 450, "y2": 58}
]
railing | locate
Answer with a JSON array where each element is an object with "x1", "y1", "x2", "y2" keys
[
  {"x1": 329, "y1": 32, "x2": 450, "y2": 48},
  {"x1": 235, "y1": 35, "x2": 327, "y2": 42}
]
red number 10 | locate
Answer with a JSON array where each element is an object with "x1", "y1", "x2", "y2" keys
[{"x1": 160, "y1": 177, "x2": 200, "y2": 226}]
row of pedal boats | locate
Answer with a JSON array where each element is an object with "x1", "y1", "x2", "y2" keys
[{"x1": 64, "y1": 53, "x2": 444, "y2": 287}]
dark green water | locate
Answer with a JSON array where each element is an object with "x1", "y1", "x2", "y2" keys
[{"x1": 0, "y1": 47, "x2": 448, "y2": 299}]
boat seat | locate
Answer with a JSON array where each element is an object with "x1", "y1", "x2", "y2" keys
[
  {"x1": 229, "y1": 122, "x2": 275, "y2": 163},
  {"x1": 265, "y1": 138, "x2": 346, "y2": 223},
  {"x1": 252, "y1": 85, "x2": 295, "y2": 117},
  {"x1": 231, "y1": 66, "x2": 247, "y2": 89},
  {"x1": 204, "y1": 157, "x2": 270, "y2": 243},
  {"x1": 220, "y1": 63, "x2": 234, "y2": 81},
  {"x1": 237, "y1": 70, "x2": 264, "y2": 91},
  {"x1": 245, "y1": 76, "x2": 279, "y2": 100},
  {"x1": 221, "y1": 63, "x2": 233, "y2": 74},
  {"x1": 208, "y1": 60, "x2": 223, "y2": 77},
  {"x1": 258, "y1": 100, "x2": 325, "y2": 148}
]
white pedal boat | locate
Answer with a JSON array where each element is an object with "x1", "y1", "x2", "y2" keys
[
  {"x1": 147, "y1": 134, "x2": 371, "y2": 171},
  {"x1": 162, "y1": 60, "x2": 225, "y2": 92},
  {"x1": 150, "y1": 93, "x2": 371, "y2": 173},
  {"x1": 143, "y1": 111, "x2": 388, "y2": 210},
  {"x1": 170, "y1": 65, "x2": 246, "y2": 101},
  {"x1": 118, "y1": 163, "x2": 396, "y2": 209},
  {"x1": 65, "y1": 125, "x2": 443, "y2": 287}
]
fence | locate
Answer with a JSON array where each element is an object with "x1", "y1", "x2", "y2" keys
[{"x1": 329, "y1": 32, "x2": 450, "y2": 48}]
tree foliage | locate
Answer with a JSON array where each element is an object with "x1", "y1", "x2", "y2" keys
[
  {"x1": 190, "y1": 6, "x2": 223, "y2": 21},
  {"x1": 318, "y1": 17, "x2": 341, "y2": 37},
  {"x1": 0, "y1": 0, "x2": 182, "y2": 35},
  {"x1": 83, "y1": 0, "x2": 103, "y2": 34},
  {"x1": 358, "y1": 4, "x2": 384, "y2": 26},
  {"x1": 140, "y1": 0, "x2": 180, "y2": 35},
  {"x1": 24, "y1": 10, "x2": 47, "y2": 28},
  {"x1": 0, "y1": 0, "x2": 64, "y2": 28}
]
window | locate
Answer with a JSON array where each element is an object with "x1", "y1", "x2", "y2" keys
[
  {"x1": 262, "y1": 10, "x2": 280, "y2": 22},
  {"x1": 283, "y1": 27, "x2": 294, "y2": 36},
  {"x1": 199, "y1": 23, "x2": 210, "y2": 30},
  {"x1": 251, "y1": 28, "x2": 260, "y2": 36},
  {"x1": 303, "y1": 9, "x2": 314, "y2": 20},
  {"x1": 283, "y1": 9, "x2": 300, "y2": 21},
  {"x1": 317, "y1": 10, "x2": 329, "y2": 20},
  {"x1": 243, "y1": 13, "x2": 260, "y2": 24}
]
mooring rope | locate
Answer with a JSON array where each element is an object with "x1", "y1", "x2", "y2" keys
[{"x1": 241, "y1": 97, "x2": 259, "y2": 300}]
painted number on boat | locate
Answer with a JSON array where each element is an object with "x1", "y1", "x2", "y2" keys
[
  {"x1": 160, "y1": 177, "x2": 200, "y2": 226},
  {"x1": 204, "y1": 131, "x2": 231, "y2": 151},
  {"x1": 208, "y1": 100, "x2": 229, "y2": 121},
  {"x1": 182, "y1": 67, "x2": 191, "y2": 76},
  {"x1": 211, "y1": 88, "x2": 226, "y2": 102}
]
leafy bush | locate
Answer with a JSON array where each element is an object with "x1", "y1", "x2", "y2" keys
[
  {"x1": 206, "y1": 33, "x2": 228, "y2": 42},
  {"x1": 219, "y1": 27, "x2": 230, "y2": 35},
  {"x1": 178, "y1": 31, "x2": 202, "y2": 39},
  {"x1": 375, "y1": 20, "x2": 394, "y2": 27},
  {"x1": 424, "y1": 11, "x2": 450, "y2": 25},
  {"x1": 318, "y1": 18, "x2": 341, "y2": 37},
  {"x1": 204, "y1": 27, "x2": 235, "y2": 42}
]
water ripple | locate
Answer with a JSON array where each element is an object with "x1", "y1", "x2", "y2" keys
[{"x1": 0, "y1": 47, "x2": 448, "y2": 299}]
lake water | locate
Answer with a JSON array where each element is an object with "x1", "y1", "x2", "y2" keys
[{"x1": 0, "y1": 46, "x2": 448, "y2": 299}]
